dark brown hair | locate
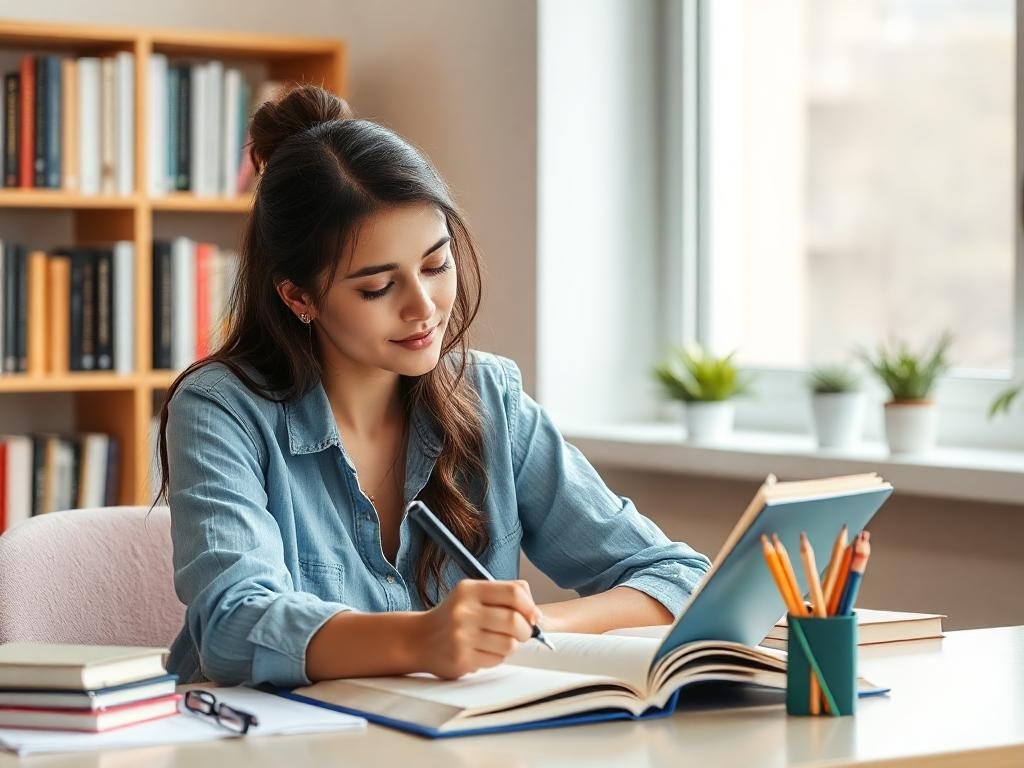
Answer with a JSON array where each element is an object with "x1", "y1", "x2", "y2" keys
[{"x1": 156, "y1": 84, "x2": 488, "y2": 606}]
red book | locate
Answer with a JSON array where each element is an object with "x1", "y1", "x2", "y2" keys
[
  {"x1": 0, "y1": 693, "x2": 181, "y2": 733},
  {"x1": 18, "y1": 56, "x2": 33, "y2": 189},
  {"x1": 194, "y1": 243, "x2": 213, "y2": 359}
]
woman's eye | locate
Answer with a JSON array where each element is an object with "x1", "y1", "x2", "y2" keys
[
  {"x1": 424, "y1": 258, "x2": 453, "y2": 275},
  {"x1": 359, "y1": 282, "x2": 394, "y2": 300}
]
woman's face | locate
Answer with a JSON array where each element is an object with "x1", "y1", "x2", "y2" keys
[{"x1": 314, "y1": 202, "x2": 458, "y2": 377}]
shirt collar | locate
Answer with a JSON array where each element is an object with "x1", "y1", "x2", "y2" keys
[{"x1": 284, "y1": 377, "x2": 442, "y2": 458}]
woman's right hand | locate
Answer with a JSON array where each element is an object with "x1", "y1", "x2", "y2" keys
[{"x1": 415, "y1": 579, "x2": 543, "y2": 679}]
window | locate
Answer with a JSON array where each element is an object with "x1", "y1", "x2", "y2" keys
[{"x1": 671, "y1": 0, "x2": 1024, "y2": 447}]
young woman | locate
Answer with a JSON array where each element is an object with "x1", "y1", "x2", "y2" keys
[{"x1": 158, "y1": 85, "x2": 711, "y2": 687}]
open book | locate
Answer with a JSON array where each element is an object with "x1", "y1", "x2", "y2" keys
[{"x1": 278, "y1": 473, "x2": 893, "y2": 737}]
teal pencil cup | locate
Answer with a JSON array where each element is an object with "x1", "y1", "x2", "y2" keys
[{"x1": 785, "y1": 614, "x2": 857, "y2": 716}]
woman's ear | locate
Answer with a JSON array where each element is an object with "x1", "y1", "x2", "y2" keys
[{"x1": 275, "y1": 279, "x2": 315, "y2": 322}]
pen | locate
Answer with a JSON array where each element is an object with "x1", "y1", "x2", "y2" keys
[{"x1": 406, "y1": 500, "x2": 556, "y2": 651}]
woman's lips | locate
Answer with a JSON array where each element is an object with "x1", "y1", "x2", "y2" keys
[{"x1": 391, "y1": 326, "x2": 436, "y2": 350}]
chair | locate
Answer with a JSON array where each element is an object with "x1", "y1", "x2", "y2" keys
[{"x1": 0, "y1": 506, "x2": 185, "y2": 648}]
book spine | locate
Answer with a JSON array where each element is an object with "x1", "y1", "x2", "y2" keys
[
  {"x1": 104, "y1": 437, "x2": 119, "y2": 507},
  {"x1": 80, "y1": 250, "x2": 96, "y2": 371},
  {"x1": 15, "y1": 246, "x2": 28, "y2": 372},
  {"x1": 94, "y1": 248, "x2": 113, "y2": 370},
  {"x1": 67, "y1": 437, "x2": 81, "y2": 513},
  {"x1": 69, "y1": 249, "x2": 86, "y2": 371},
  {"x1": 170, "y1": 237, "x2": 195, "y2": 370},
  {"x1": 33, "y1": 56, "x2": 45, "y2": 188},
  {"x1": 61, "y1": 58, "x2": 77, "y2": 192},
  {"x1": 176, "y1": 66, "x2": 190, "y2": 191},
  {"x1": 47, "y1": 252, "x2": 71, "y2": 374},
  {"x1": 99, "y1": 57, "x2": 115, "y2": 195},
  {"x1": 3, "y1": 74, "x2": 18, "y2": 187},
  {"x1": 166, "y1": 65, "x2": 178, "y2": 193},
  {"x1": 2, "y1": 243, "x2": 16, "y2": 373},
  {"x1": 46, "y1": 56, "x2": 61, "y2": 189},
  {"x1": 77, "y1": 58, "x2": 100, "y2": 195},
  {"x1": 151, "y1": 240, "x2": 172, "y2": 369},
  {"x1": 113, "y1": 241, "x2": 134, "y2": 374},
  {"x1": 115, "y1": 52, "x2": 133, "y2": 196},
  {"x1": 30, "y1": 436, "x2": 44, "y2": 517},
  {"x1": 194, "y1": 243, "x2": 212, "y2": 359},
  {"x1": 18, "y1": 56, "x2": 33, "y2": 189},
  {"x1": 0, "y1": 242, "x2": 5, "y2": 371},
  {"x1": 25, "y1": 250, "x2": 47, "y2": 376}
]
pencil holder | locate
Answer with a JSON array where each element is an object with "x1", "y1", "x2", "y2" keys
[{"x1": 785, "y1": 614, "x2": 857, "y2": 716}]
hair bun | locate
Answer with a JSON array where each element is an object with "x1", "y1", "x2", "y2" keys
[{"x1": 248, "y1": 84, "x2": 355, "y2": 172}]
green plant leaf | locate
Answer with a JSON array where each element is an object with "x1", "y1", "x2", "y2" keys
[{"x1": 652, "y1": 344, "x2": 752, "y2": 402}]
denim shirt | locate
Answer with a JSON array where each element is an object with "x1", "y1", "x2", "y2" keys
[{"x1": 164, "y1": 351, "x2": 711, "y2": 687}]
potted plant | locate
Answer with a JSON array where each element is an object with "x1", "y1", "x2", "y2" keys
[
  {"x1": 807, "y1": 364, "x2": 864, "y2": 449},
  {"x1": 989, "y1": 382, "x2": 1021, "y2": 419},
  {"x1": 653, "y1": 344, "x2": 753, "y2": 443},
  {"x1": 860, "y1": 333, "x2": 953, "y2": 454}
]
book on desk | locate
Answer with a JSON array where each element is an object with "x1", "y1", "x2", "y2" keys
[{"x1": 277, "y1": 472, "x2": 894, "y2": 738}]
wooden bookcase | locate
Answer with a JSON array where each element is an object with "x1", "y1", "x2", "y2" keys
[{"x1": 0, "y1": 19, "x2": 346, "y2": 506}]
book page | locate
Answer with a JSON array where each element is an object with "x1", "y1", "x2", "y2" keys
[{"x1": 506, "y1": 632, "x2": 658, "y2": 694}]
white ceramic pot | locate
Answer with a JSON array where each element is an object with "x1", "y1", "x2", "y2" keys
[
  {"x1": 684, "y1": 401, "x2": 735, "y2": 443},
  {"x1": 883, "y1": 401, "x2": 938, "y2": 454},
  {"x1": 810, "y1": 391, "x2": 865, "y2": 449}
]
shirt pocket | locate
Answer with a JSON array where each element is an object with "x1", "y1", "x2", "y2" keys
[{"x1": 297, "y1": 558, "x2": 349, "y2": 605}]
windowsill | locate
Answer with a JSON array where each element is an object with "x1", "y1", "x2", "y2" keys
[{"x1": 560, "y1": 422, "x2": 1024, "y2": 505}]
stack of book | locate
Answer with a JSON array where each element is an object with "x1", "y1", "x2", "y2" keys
[
  {"x1": 152, "y1": 237, "x2": 238, "y2": 370},
  {"x1": 1, "y1": 53, "x2": 135, "y2": 194},
  {"x1": 146, "y1": 58, "x2": 277, "y2": 197},
  {"x1": 0, "y1": 644, "x2": 178, "y2": 733},
  {"x1": 0, "y1": 240, "x2": 134, "y2": 376},
  {"x1": 0, "y1": 432, "x2": 120, "y2": 531}
]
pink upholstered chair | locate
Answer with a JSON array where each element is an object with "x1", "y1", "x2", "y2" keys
[{"x1": 0, "y1": 506, "x2": 185, "y2": 648}]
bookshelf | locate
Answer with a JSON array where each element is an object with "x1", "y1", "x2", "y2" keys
[{"x1": 0, "y1": 19, "x2": 346, "y2": 506}]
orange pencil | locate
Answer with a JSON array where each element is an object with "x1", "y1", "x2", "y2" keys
[
  {"x1": 821, "y1": 525, "x2": 848, "y2": 616},
  {"x1": 772, "y1": 534, "x2": 809, "y2": 617},
  {"x1": 800, "y1": 533, "x2": 829, "y2": 715},
  {"x1": 761, "y1": 534, "x2": 801, "y2": 614},
  {"x1": 827, "y1": 534, "x2": 856, "y2": 616}
]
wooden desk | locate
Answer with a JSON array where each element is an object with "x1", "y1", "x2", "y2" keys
[{"x1": 2, "y1": 626, "x2": 1021, "y2": 767}]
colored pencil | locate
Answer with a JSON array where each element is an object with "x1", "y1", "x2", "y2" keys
[
  {"x1": 772, "y1": 534, "x2": 809, "y2": 617},
  {"x1": 821, "y1": 525, "x2": 848, "y2": 617},
  {"x1": 761, "y1": 535, "x2": 801, "y2": 614},
  {"x1": 827, "y1": 536, "x2": 855, "y2": 616},
  {"x1": 838, "y1": 531, "x2": 872, "y2": 616}
]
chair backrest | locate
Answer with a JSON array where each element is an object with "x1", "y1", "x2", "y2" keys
[{"x1": 0, "y1": 506, "x2": 185, "y2": 648}]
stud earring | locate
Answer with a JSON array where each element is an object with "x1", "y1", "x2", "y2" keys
[{"x1": 299, "y1": 312, "x2": 311, "y2": 324}]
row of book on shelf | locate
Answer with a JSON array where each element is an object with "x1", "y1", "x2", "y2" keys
[
  {"x1": 0, "y1": 237, "x2": 237, "y2": 375},
  {"x1": 0, "y1": 432, "x2": 119, "y2": 533},
  {"x1": 1, "y1": 52, "x2": 281, "y2": 196}
]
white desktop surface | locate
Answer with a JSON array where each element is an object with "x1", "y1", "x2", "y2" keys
[{"x1": 0, "y1": 626, "x2": 1020, "y2": 768}]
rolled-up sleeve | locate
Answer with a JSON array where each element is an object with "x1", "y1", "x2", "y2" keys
[
  {"x1": 503, "y1": 361, "x2": 711, "y2": 616},
  {"x1": 167, "y1": 383, "x2": 351, "y2": 687}
]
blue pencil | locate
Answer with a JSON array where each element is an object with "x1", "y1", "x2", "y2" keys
[{"x1": 838, "y1": 531, "x2": 871, "y2": 616}]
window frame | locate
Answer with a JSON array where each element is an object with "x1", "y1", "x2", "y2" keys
[{"x1": 665, "y1": 0, "x2": 1024, "y2": 451}]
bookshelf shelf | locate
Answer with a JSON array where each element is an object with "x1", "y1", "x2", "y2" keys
[
  {"x1": 0, "y1": 18, "x2": 345, "y2": 507},
  {"x1": 0, "y1": 190, "x2": 139, "y2": 209},
  {"x1": 150, "y1": 194, "x2": 253, "y2": 213}
]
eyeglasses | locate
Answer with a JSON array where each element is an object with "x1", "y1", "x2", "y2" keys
[{"x1": 183, "y1": 689, "x2": 259, "y2": 735}]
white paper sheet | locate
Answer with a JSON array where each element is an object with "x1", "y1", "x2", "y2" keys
[{"x1": 0, "y1": 685, "x2": 366, "y2": 756}]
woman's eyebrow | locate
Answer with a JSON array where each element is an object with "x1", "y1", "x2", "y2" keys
[{"x1": 343, "y1": 235, "x2": 452, "y2": 279}]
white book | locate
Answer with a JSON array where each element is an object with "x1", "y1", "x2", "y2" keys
[
  {"x1": 99, "y1": 57, "x2": 116, "y2": 195},
  {"x1": 1, "y1": 435, "x2": 32, "y2": 530},
  {"x1": 222, "y1": 68, "x2": 241, "y2": 196},
  {"x1": 147, "y1": 54, "x2": 168, "y2": 197},
  {"x1": 189, "y1": 64, "x2": 206, "y2": 196},
  {"x1": 171, "y1": 236, "x2": 196, "y2": 370},
  {"x1": 55, "y1": 440, "x2": 76, "y2": 513},
  {"x1": 205, "y1": 60, "x2": 223, "y2": 196},
  {"x1": 77, "y1": 433, "x2": 109, "y2": 509},
  {"x1": 112, "y1": 240, "x2": 134, "y2": 374},
  {"x1": 115, "y1": 52, "x2": 134, "y2": 196},
  {"x1": 77, "y1": 57, "x2": 101, "y2": 195},
  {"x1": 0, "y1": 644, "x2": 167, "y2": 691}
]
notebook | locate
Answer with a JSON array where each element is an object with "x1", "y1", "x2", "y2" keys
[
  {"x1": 0, "y1": 645, "x2": 168, "y2": 691},
  {"x1": 277, "y1": 473, "x2": 893, "y2": 738}
]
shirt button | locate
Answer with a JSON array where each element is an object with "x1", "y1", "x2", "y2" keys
[{"x1": 386, "y1": 575, "x2": 396, "y2": 584}]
